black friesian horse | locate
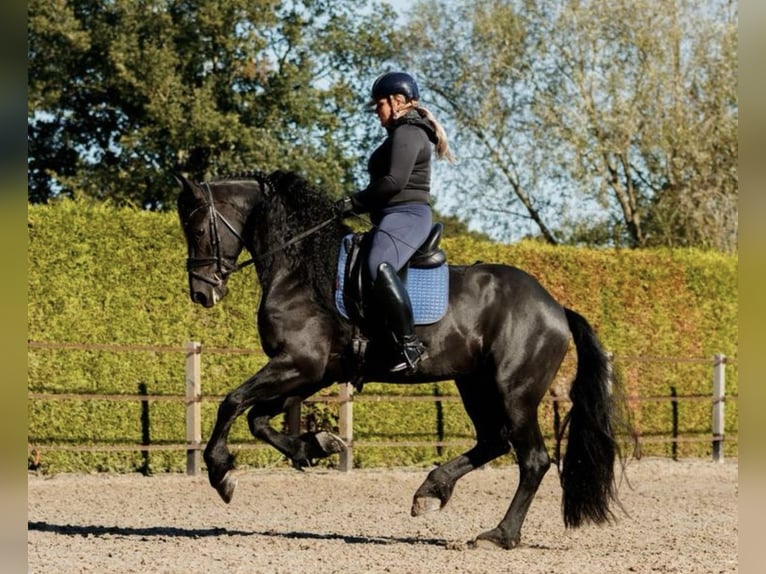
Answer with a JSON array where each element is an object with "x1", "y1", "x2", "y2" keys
[{"x1": 176, "y1": 170, "x2": 627, "y2": 549}]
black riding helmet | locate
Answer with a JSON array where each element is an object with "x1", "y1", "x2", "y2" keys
[{"x1": 367, "y1": 71, "x2": 420, "y2": 107}]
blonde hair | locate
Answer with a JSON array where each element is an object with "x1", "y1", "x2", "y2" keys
[{"x1": 391, "y1": 95, "x2": 455, "y2": 163}]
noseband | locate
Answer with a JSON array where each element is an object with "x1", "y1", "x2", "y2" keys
[{"x1": 184, "y1": 182, "x2": 254, "y2": 288}]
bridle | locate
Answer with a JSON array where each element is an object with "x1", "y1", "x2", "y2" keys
[
  {"x1": 184, "y1": 182, "x2": 253, "y2": 288},
  {"x1": 183, "y1": 181, "x2": 338, "y2": 287}
]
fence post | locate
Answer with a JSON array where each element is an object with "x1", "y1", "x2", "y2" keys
[
  {"x1": 338, "y1": 382, "x2": 353, "y2": 472},
  {"x1": 286, "y1": 401, "x2": 302, "y2": 437},
  {"x1": 286, "y1": 401, "x2": 302, "y2": 470},
  {"x1": 186, "y1": 341, "x2": 202, "y2": 476},
  {"x1": 712, "y1": 354, "x2": 726, "y2": 463}
]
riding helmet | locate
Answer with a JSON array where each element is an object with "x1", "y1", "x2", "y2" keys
[{"x1": 368, "y1": 71, "x2": 420, "y2": 106}]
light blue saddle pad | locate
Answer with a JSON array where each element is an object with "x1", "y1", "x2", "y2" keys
[{"x1": 334, "y1": 235, "x2": 449, "y2": 325}]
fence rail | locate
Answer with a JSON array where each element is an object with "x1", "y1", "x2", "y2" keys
[{"x1": 27, "y1": 340, "x2": 737, "y2": 475}]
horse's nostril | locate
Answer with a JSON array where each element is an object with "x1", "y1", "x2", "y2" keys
[{"x1": 192, "y1": 291, "x2": 208, "y2": 306}]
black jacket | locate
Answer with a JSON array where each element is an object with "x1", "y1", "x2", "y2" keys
[{"x1": 353, "y1": 111, "x2": 437, "y2": 212}]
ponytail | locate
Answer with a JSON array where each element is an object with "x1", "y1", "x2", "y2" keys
[
  {"x1": 393, "y1": 96, "x2": 455, "y2": 163},
  {"x1": 414, "y1": 104, "x2": 455, "y2": 162}
]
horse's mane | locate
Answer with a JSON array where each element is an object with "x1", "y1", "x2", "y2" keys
[
  {"x1": 267, "y1": 170, "x2": 336, "y2": 227},
  {"x1": 212, "y1": 169, "x2": 332, "y2": 211},
  {"x1": 216, "y1": 169, "x2": 351, "y2": 311},
  {"x1": 211, "y1": 170, "x2": 270, "y2": 184}
]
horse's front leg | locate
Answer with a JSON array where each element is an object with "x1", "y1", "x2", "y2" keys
[
  {"x1": 203, "y1": 382, "x2": 255, "y2": 503},
  {"x1": 247, "y1": 398, "x2": 347, "y2": 469},
  {"x1": 203, "y1": 390, "x2": 246, "y2": 503},
  {"x1": 203, "y1": 353, "x2": 329, "y2": 503}
]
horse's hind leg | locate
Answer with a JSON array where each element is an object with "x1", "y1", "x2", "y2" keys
[
  {"x1": 412, "y1": 375, "x2": 511, "y2": 515},
  {"x1": 473, "y1": 351, "x2": 566, "y2": 549},
  {"x1": 472, "y1": 404, "x2": 550, "y2": 549}
]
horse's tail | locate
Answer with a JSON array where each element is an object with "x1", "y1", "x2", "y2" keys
[{"x1": 559, "y1": 307, "x2": 626, "y2": 528}]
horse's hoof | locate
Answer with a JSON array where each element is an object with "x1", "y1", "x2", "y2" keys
[
  {"x1": 314, "y1": 431, "x2": 347, "y2": 455},
  {"x1": 469, "y1": 537, "x2": 503, "y2": 550},
  {"x1": 411, "y1": 495, "x2": 442, "y2": 516},
  {"x1": 470, "y1": 528, "x2": 519, "y2": 550},
  {"x1": 214, "y1": 472, "x2": 237, "y2": 504}
]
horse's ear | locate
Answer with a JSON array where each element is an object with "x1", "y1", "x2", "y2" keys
[
  {"x1": 174, "y1": 173, "x2": 192, "y2": 191},
  {"x1": 174, "y1": 173, "x2": 205, "y2": 201}
]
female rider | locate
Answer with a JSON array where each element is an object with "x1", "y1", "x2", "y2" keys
[{"x1": 339, "y1": 71, "x2": 453, "y2": 373}]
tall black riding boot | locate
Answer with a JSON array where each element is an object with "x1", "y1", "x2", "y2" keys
[{"x1": 374, "y1": 262, "x2": 428, "y2": 373}]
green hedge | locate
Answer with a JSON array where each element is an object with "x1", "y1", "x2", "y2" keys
[{"x1": 28, "y1": 200, "x2": 738, "y2": 473}]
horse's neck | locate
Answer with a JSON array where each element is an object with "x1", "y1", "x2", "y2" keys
[
  {"x1": 248, "y1": 222, "x2": 342, "y2": 310},
  {"x1": 245, "y1": 220, "x2": 310, "y2": 292},
  {"x1": 257, "y1": 265, "x2": 298, "y2": 296}
]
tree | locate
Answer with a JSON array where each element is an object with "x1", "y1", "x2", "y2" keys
[
  {"x1": 28, "y1": 0, "x2": 399, "y2": 208},
  {"x1": 402, "y1": 0, "x2": 561, "y2": 243},
  {"x1": 401, "y1": 0, "x2": 737, "y2": 250},
  {"x1": 539, "y1": 0, "x2": 738, "y2": 250}
]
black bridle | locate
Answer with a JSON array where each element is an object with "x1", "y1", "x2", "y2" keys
[
  {"x1": 184, "y1": 181, "x2": 338, "y2": 287},
  {"x1": 184, "y1": 182, "x2": 252, "y2": 288}
]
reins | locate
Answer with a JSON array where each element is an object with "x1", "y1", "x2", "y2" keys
[
  {"x1": 252, "y1": 215, "x2": 339, "y2": 264},
  {"x1": 185, "y1": 181, "x2": 340, "y2": 282},
  {"x1": 185, "y1": 179, "x2": 429, "y2": 285}
]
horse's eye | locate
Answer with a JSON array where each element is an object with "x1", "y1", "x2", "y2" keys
[{"x1": 193, "y1": 227, "x2": 205, "y2": 238}]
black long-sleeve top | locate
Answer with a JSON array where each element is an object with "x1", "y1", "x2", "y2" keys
[{"x1": 353, "y1": 111, "x2": 437, "y2": 213}]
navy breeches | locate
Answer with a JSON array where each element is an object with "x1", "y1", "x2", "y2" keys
[{"x1": 367, "y1": 203, "x2": 432, "y2": 281}]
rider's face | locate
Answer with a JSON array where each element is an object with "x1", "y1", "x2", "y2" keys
[{"x1": 374, "y1": 98, "x2": 393, "y2": 127}]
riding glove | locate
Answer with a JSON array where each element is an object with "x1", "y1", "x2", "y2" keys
[{"x1": 335, "y1": 195, "x2": 364, "y2": 218}]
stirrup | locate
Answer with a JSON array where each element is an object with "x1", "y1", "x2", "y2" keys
[{"x1": 390, "y1": 338, "x2": 429, "y2": 373}]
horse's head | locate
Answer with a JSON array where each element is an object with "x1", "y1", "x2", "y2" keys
[{"x1": 175, "y1": 174, "x2": 253, "y2": 308}]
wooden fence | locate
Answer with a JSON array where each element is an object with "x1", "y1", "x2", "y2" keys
[{"x1": 27, "y1": 341, "x2": 737, "y2": 475}]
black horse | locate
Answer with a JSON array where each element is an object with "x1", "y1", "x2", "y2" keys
[{"x1": 176, "y1": 170, "x2": 628, "y2": 549}]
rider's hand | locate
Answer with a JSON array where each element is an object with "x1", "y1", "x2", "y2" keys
[{"x1": 335, "y1": 196, "x2": 360, "y2": 218}]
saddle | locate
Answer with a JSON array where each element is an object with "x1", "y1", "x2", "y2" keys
[
  {"x1": 333, "y1": 224, "x2": 449, "y2": 388},
  {"x1": 335, "y1": 223, "x2": 449, "y2": 327}
]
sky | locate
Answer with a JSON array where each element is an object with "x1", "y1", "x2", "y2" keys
[
  {"x1": 383, "y1": 0, "x2": 422, "y2": 23},
  {"x1": 373, "y1": 1, "x2": 507, "y2": 239}
]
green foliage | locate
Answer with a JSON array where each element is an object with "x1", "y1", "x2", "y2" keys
[
  {"x1": 402, "y1": 0, "x2": 737, "y2": 250},
  {"x1": 28, "y1": 0, "x2": 400, "y2": 207},
  {"x1": 28, "y1": 202, "x2": 737, "y2": 473}
]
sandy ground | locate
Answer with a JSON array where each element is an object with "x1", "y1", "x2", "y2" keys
[{"x1": 27, "y1": 458, "x2": 737, "y2": 574}]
